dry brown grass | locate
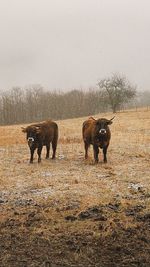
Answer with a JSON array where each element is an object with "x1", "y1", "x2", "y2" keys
[{"x1": 0, "y1": 108, "x2": 150, "y2": 267}]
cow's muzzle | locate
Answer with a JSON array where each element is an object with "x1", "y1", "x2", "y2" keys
[
  {"x1": 99, "y1": 129, "x2": 107, "y2": 135},
  {"x1": 28, "y1": 137, "x2": 34, "y2": 148}
]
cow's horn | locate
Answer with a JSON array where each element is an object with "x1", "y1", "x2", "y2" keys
[
  {"x1": 21, "y1": 127, "x2": 27, "y2": 132},
  {"x1": 110, "y1": 116, "x2": 115, "y2": 121}
]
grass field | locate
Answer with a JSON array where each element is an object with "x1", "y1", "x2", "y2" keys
[{"x1": 0, "y1": 108, "x2": 150, "y2": 267}]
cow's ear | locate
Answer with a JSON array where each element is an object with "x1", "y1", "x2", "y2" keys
[
  {"x1": 107, "y1": 120, "x2": 113, "y2": 125},
  {"x1": 21, "y1": 127, "x2": 27, "y2": 133}
]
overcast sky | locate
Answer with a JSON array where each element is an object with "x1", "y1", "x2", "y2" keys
[{"x1": 0, "y1": 0, "x2": 150, "y2": 91}]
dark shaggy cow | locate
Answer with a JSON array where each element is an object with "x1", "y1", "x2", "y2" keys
[
  {"x1": 82, "y1": 116, "x2": 115, "y2": 163},
  {"x1": 22, "y1": 120, "x2": 58, "y2": 163}
]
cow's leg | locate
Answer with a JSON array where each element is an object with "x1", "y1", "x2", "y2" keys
[
  {"x1": 93, "y1": 145, "x2": 99, "y2": 163},
  {"x1": 37, "y1": 145, "x2": 43, "y2": 163},
  {"x1": 52, "y1": 141, "x2": 57, "y2": 159},
  {"x1": 103, "y1": 145, "x2": 108, "y2": 163},
  {"x1": 30, "y1": 148, "x2": 35, "y2": 163},
  {"x1": 46, "y1": 143, "x2": 50, "y2": 159},
  {"x1": 84, "y1": 142, "x2": 89, "y2": 159},
  {"x1": 30, "y1": 149, "x2": 34, "y2": 163}
]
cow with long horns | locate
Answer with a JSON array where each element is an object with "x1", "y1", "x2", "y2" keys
[
  {"x1": 82, "y1": 116, "x2": 115, "y2": 163},
  {"x1": 22, "y1": 120, "x2": 58, "y2": 163}
]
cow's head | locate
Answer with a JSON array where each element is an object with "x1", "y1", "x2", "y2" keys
[
  {"x1": 95, "y1": 116, "x2": 115, "y2": 135},
  {"x1": 22, "y1": 126, "x2": 41, "y2": 148}
]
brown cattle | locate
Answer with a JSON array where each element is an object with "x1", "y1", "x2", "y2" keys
[
  {"x1": 82, "y1": 116, "x2": 114, "y2": 163},
  {"x1": 22, "y1": 120, "x2": 58, "y2": 163}
]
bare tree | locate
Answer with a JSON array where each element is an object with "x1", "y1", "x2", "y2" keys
[{"x1": 98, "y1": 73, "x2": 136, "y2": 113}]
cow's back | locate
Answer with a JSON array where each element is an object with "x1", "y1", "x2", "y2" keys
[{"x1": 40, "y1": 120, "x2": 58, "y2": 141}]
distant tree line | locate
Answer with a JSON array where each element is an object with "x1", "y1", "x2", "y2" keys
[
  {"x1": 0, "y1": 85, "x2": 108, "y2": 125},
  {"x1": 0, "y1": 73, "x2": 149, "y2": 125}
]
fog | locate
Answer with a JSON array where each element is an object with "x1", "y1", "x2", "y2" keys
[{"x1": 0, "y1": 0, "x2": 150, "y2": 91}]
